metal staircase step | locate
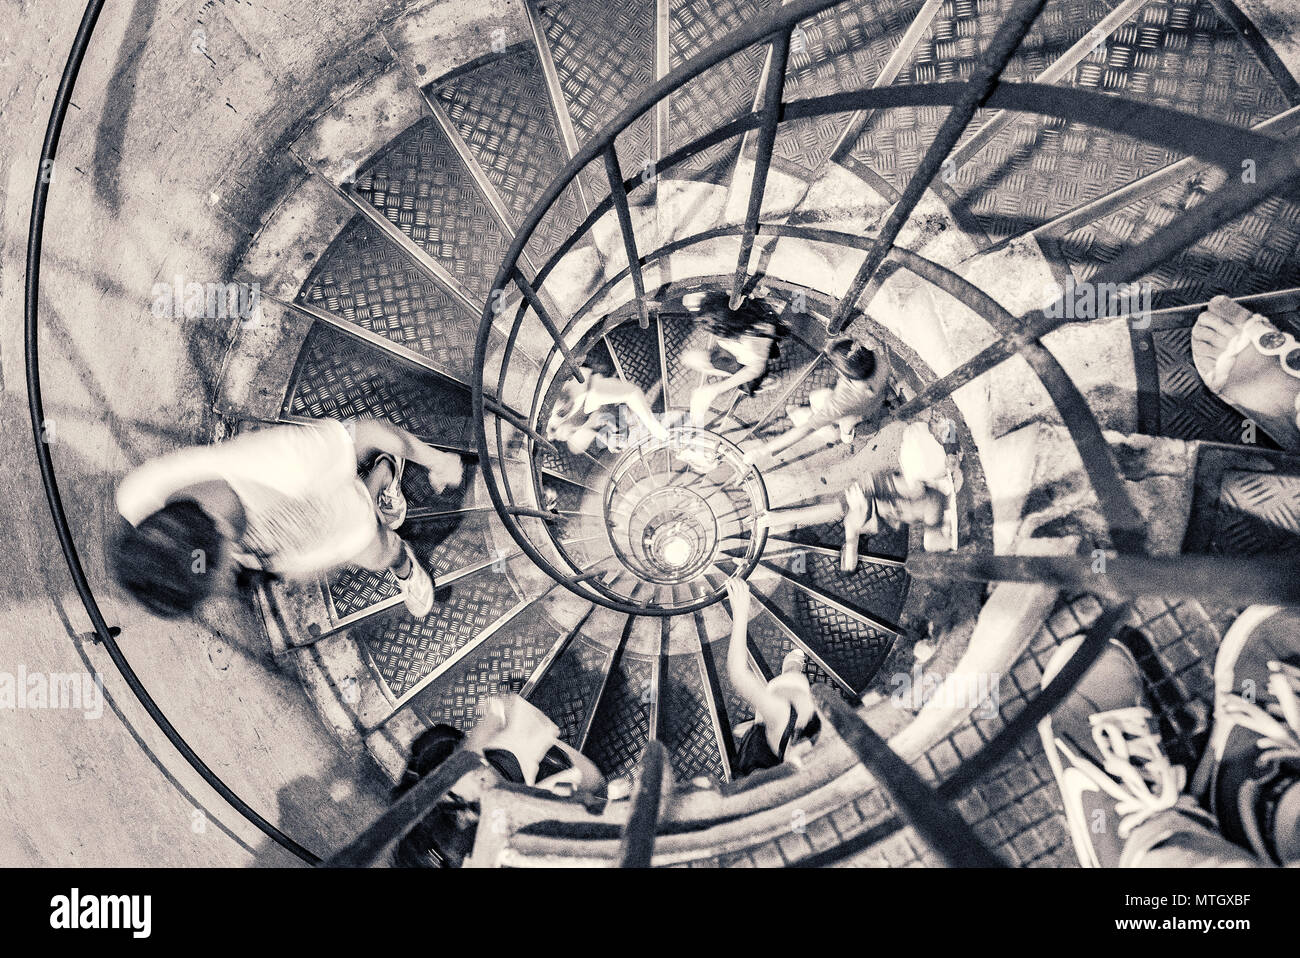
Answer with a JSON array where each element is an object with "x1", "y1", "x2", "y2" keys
[
  {"x1": 429, "y1": 42, "x2": 590, "y2": 265},
  {"x1": 535, "y1": 0, "x2": 657, "y2": 205},
  {"x1": 299, "y1": 217, "x2": 483, "y2": 380},
  {"x1": 351, "y1": 564, "x2": 525, "y2": 704},
  {"x1": 583, "y1": 617, "x2": 656, "y2": 779},
  {"x1": 283, "y1": 321, "x2": 478, "y2": 453},
  {"x1": 604, "y1": 318, "x2": 668, "y2": 414},
  {"x1": 408, "y1": 600, "x2": 576, "y2": 732},
  {"x1": 667, "y1": 0, "x2": 778, "y2": 184},
  {"x1": 660, "y1": 652, "x2": 730, "y2": 783},
  {"x1": 350, "y1": 117, "x2": 513, "y2": 304},
  {"x1": 328, "y1": 511, "x2": 503, "y2": 622},
  {"x1": 527, "y1": 606, "x2": 628, "y2": 746}
]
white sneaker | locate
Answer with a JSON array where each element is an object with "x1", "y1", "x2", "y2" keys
[{"x1": 394, "y1": 542, "x2": 433, "y2": 618}]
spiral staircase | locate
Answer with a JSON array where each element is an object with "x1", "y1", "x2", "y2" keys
[{"x1": 25, "y1": 0, "x2": 1300, "y2": 866}]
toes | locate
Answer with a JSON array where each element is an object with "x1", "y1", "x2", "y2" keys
[{"x1": 1191, "y1": 312, "x2": 1242, "y2": 384}]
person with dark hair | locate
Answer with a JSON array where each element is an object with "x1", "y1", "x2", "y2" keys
[
  {"x1": 723, "y1": 576, "x2": 821, "y2": 775},
  {"x1": 113, "y1": 418, "x2": 464, "y2": 619},
  {"x1": 544, "y1": 364, "x2": 668, "y2": 454},
  {"x1": 680, "y1": 291, "x2": 785, "y2": 426},
  {"x1": 746, "y1": 333, "x2": 890, "y2": 463}
]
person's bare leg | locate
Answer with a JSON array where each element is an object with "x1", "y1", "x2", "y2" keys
[
  {"x1": 759, "y1": 500, "x2": 845, "y2": 534},
  {"x1": 364, "y1": 458, "x2": 394, "y2": 500},
  {"x1": 350, "y1": 523, "x2": 407, "y2": 573}
]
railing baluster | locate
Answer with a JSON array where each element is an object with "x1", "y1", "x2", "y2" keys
[
  {"x1": 603, "y1": 146, "x2": 651, "y2": 328},
  {"x1": 617, "y1": 740, "x2": 668, "y2": 868},
  {"x1": 326, "y1": 749, "x2": 485, "y2": 867},
  {"x1": 732, "y1": 28, "x2": 792, "y2": 307},
  {"x1": 812, "y1": 687, "x2": 1003, "y2": 867},
  {"x1": 828, "y1": 0, "x2": 1051, "y2": 332},
  {"x1": 513, "y1": 270, "x2": 586, "y2": 382}
]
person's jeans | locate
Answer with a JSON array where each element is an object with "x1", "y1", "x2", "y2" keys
[{"x1": 1122, "y1": 807, "x2": 1260, "y2": 868}]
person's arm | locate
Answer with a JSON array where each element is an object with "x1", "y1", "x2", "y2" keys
[
  {"x1": 750, "y1": 420, "x2": 814, "y2": 461},
  {"x1": 351, "y1": 418, "x2": 464, "y2": 491},
  {"x1": 724, "y1": 578, "x2": 788, "y2": 720},
  {"x1": 116, "y1": 445, "x2": 223, "y2": 525},
  {"x1": 839, "y1": 482, "x2": 870, "y2": 573}
]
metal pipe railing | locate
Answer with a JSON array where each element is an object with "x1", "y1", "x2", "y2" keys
[{"x1": 25, "y1": 0, "x2": 321, "y2": 866}]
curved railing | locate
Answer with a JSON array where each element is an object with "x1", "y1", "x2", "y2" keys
[
  {"x1": 467, "y1": 0, "x2": 1300, "y2": 862},
  {"x1": 471, "y1": 0, "x2": 1300, "y2": 618},
  {"x1": 24, "y1": 0, "x2": 321, "y2": 866},
  {"x1": 27, "y1": 0, "x2": 1300, "y2": 869}
]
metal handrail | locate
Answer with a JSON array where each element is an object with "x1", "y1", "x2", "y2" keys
[
  {"x1": 25, "y1": 0, "x2": 320, "y2": 865},
  {"x1": 474, "y1": 76, "x2": 1290, "y2": 616}
]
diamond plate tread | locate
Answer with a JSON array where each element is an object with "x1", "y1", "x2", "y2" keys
[
  {"x1": 658, "y1": 311, "x2": 713, "y2": 409},
  {"x1": 285, "y1": 324, "x2": 476, "y2": 455},
  {"x1": 329, "y1": 511, "x2": 501, "y2": 620},
  {"x1": 1207, "y1": 469, "x2": 1300, "y2": 556},
  {"x1": 538, "y1": 0, "x2": 656, "y2": 204},
  {"x1": 1066, "y1": 186, "x2": 1300, "y2": 315},
  {"x1": 429, "y1": 45, "x2": 589, "y2": 264},
  {"x1": 352, "y1": 117, "x2": 510, "y2": 302},
  {"x1": 414, "y1": 603, "x2": 561, "y2": 730},
  {"x1": 968, "y1": 0, "x2": 1294, "y2": 245},
  {"x1": 299, "y1": 217, "x2": 480, "y2": 378},
  {"x1": 584, "y1": 650, "x2": 653, "y2": 779},
  {"x1": 604, "y1": 320, "x2": 667, "y2": 413},
  {"x1": 747, "y1": 608, "x2": 842, "y2": 697},
  {"x1": 528, "y1": 630, "x2": 620, "y2": 747},
  {"x1": 843, "y1": 0, "x2": 1112, "y2": 192},
  {"x1": 1150, "y1": 325, "x2": 1256, "y2": 442},
  {"x1": 353, "y1": 566, "x2": 523, "y2": 699},
  {"x1": 791, "y1": 550, "x2": 909, "y2": 627},
  {"x1": 768, "y1": 577, "x2": 894, "y2": 693},
  {"x1": 669, "y1": 0, "x2": 780, "y2": 183},
  {"x1": 661, "y1": 653, "x2": 728, "y2": 783},
  {"x1": 764, "y1": 0, "x2": 925, "y2": 179}
]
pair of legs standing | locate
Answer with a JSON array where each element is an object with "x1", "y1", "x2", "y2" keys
[{"x1": 1042, "y1": 605, "x2": 1300, "y2": 867}]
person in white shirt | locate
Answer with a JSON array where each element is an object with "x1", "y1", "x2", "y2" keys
[
  {"x1": 747, "y1": 334, "x2": 890, "y2": 463},
  {"x1": 112, "y1": 418, "x2": 463, "y2": 619}
]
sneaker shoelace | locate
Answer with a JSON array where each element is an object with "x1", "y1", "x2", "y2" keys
[
  {"x1": 1220, "y1": 660, "x2": 1300, "y2": 769},
  {"x1": 1089, "y1": 706, "x2": 1186, "y2": 839}
]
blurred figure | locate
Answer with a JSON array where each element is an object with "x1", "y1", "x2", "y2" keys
[
  {"x1": 113, "y1": 418, "x2": 463, "y2": 619},
  {"x1": 545, "y1": 364, "x2": 668, "y2": 455},
  {"x1": 463, "y1": 694, "x2": 605, "y2": 796},
  {"x1": 681, "y1": 291, "x2": 785, "y2": 426},
  {"x1": 756, "y1": 482, "x2": 874, "y2": 573},
  {"x1": 724, "y1": 577, "x2": 822, "y2": 775},
  {"x1": 748, "y1": 334, "x2": 890, "y2": 462}
]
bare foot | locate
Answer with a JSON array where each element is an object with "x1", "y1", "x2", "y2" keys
[{"x1": 1191, "y1": 295, "x2": 1300, "y2": 448}]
